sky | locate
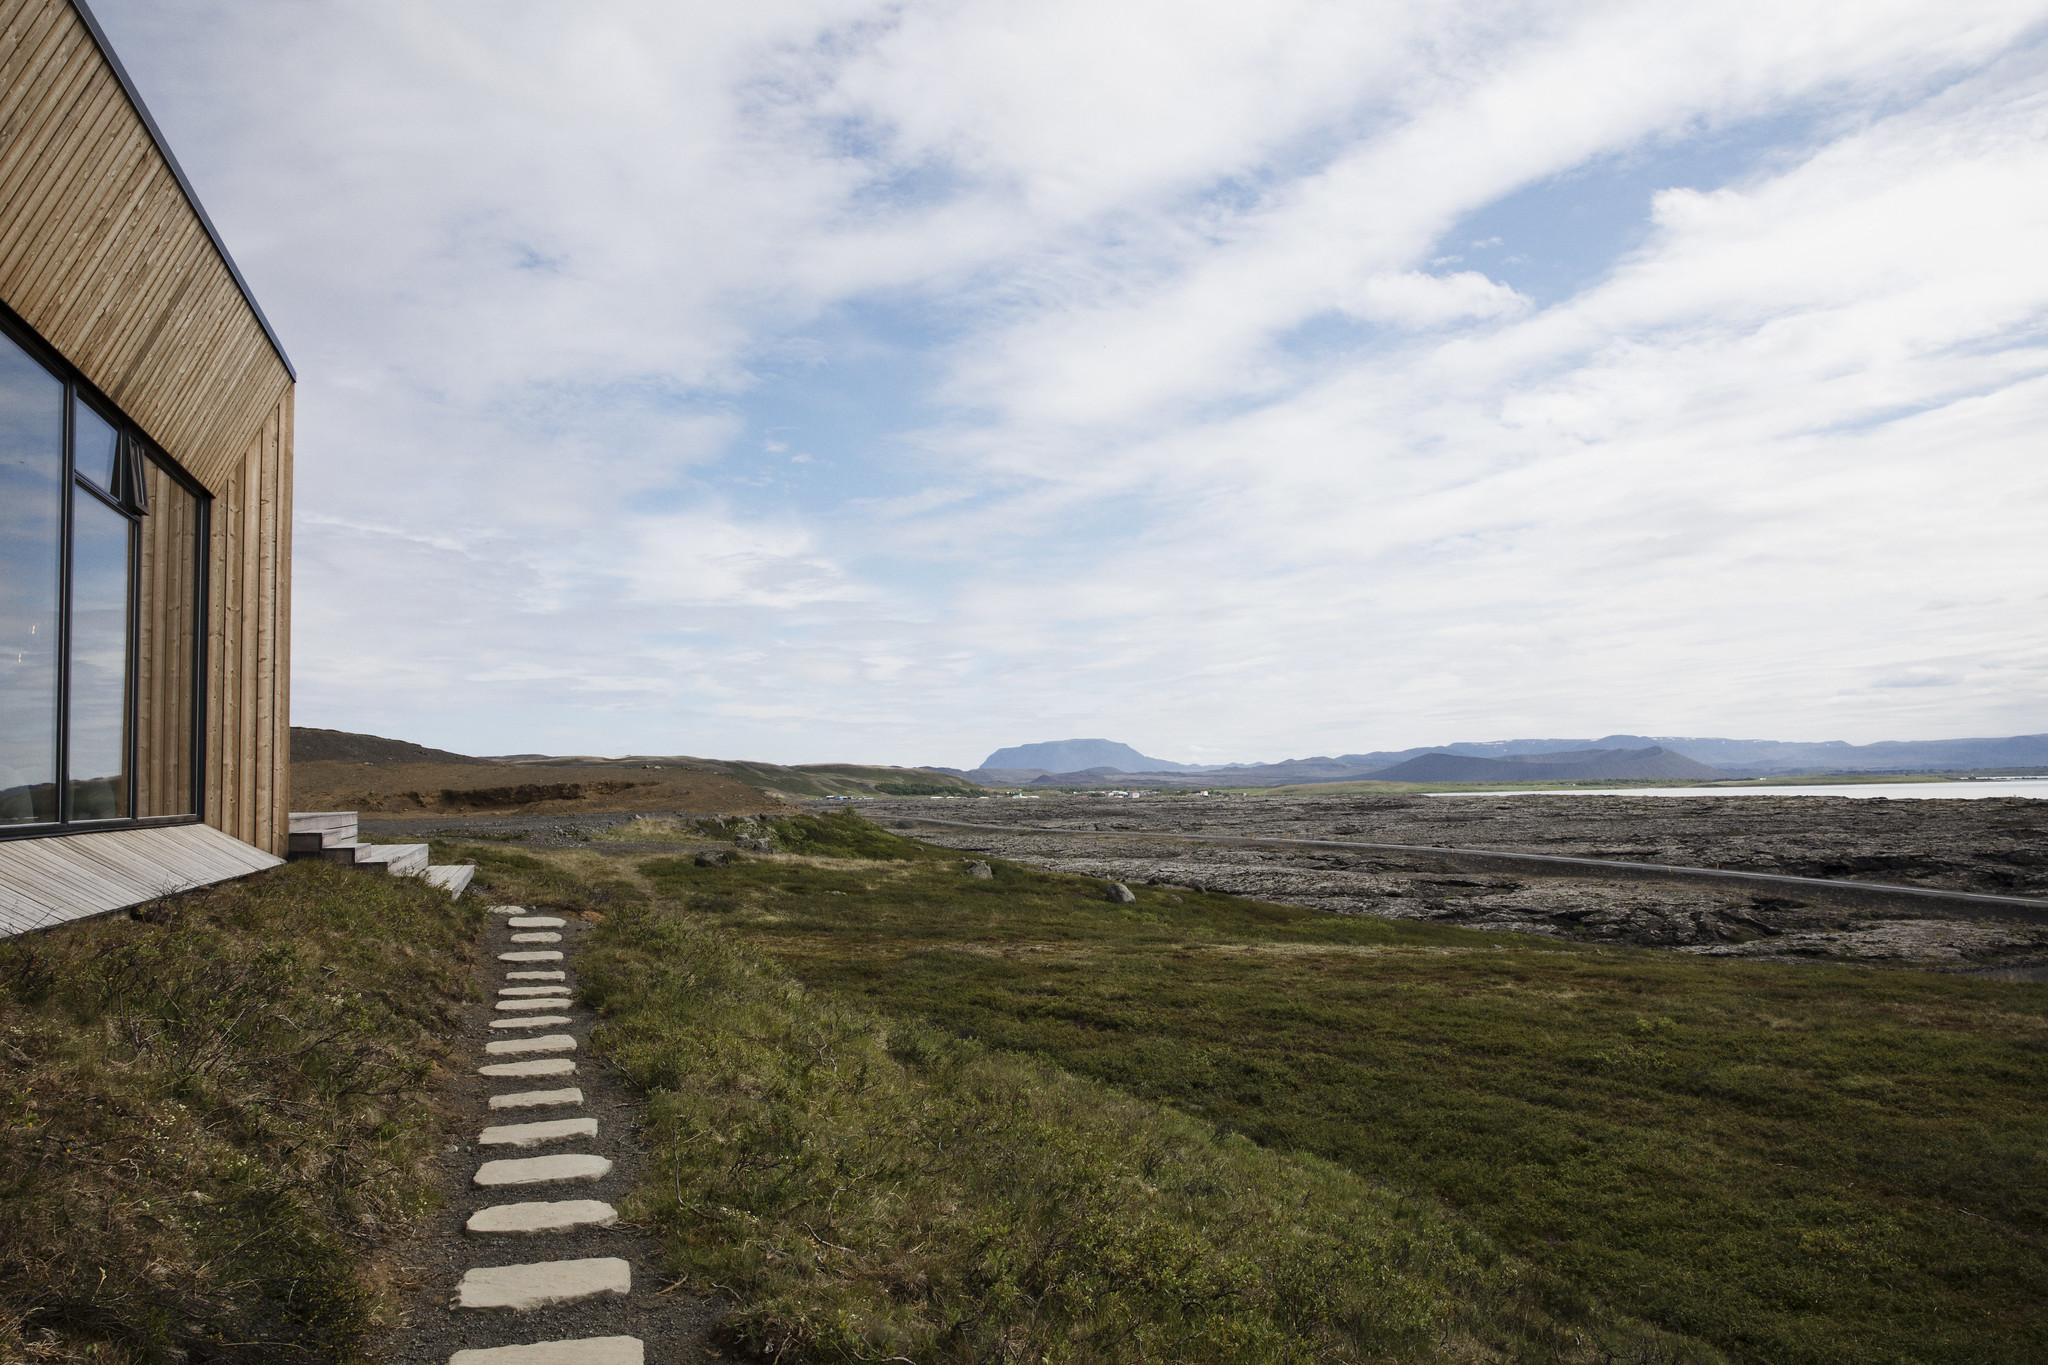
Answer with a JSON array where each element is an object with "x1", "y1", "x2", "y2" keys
[{"x1": 94, "y1": 0, "x2": 2048, "y2": 768}]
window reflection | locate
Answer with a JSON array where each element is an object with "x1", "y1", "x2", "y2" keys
[
  {"x1": 73, "y1": 399, "x2": 119, "y2": 494},
  {"x1": 0, "y1": 333, "x2": 63, "y2": 825},
  {"x1": 137, "y1": 459, "x2": 200, "y2": 818},
  {"x1": 68, "y1": 487, "x2": 132, "y2": 820},
  {"x1": 3, "y1": 325, "x2": 203, "y2": 833}
]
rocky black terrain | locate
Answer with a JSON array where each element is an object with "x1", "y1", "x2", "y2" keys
[{"x1": 865, "y1": 792, "x2": 2048, "y2": 970}]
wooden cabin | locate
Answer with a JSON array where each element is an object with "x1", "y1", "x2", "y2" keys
[{"x1": 1, "y1": 0, "x2": 293, "y2": 932}]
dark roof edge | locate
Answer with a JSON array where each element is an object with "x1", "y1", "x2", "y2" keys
[{"x1": 68, "y1": 0, "x2": 296, "y2": 381}]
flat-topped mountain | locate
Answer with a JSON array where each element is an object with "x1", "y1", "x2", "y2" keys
[{"x1": 978, "y1": 739, "x2": 1194, "y2": 773}]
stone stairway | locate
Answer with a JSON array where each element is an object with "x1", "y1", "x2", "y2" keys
[
  {"x1": 441, "y1": 906, "x2": 645, "y2": 1365},
  {"x1": 288, "y1": 810, "x2": 475, "y2": 898}
]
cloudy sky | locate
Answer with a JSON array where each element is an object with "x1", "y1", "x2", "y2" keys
[{"x1": 98, "y1": 0, "x2": 2048, "y2": 767}]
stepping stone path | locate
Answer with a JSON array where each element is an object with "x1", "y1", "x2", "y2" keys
[{"x1": 433, "y1": 904, "x2": 647, "y2": 1364}]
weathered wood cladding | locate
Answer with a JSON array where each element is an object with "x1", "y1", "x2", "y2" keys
[
  {"x1": 2, "y1": 0, "x2": 295, "y2": 854},
  {"x1": 202, "y1": 388, "x2": 292, "y2": 853},
  {"x1": 0, "y1": 0, "x2": 291, "y2": 493}
]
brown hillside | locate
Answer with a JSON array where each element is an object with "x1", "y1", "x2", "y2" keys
[{"x1": 292, "y1": 759, "x2": 777, "y2": 818}]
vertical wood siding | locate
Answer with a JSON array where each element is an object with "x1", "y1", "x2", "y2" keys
[
  {"x1": 0, "y1": 0, "x2": 291, "y2": 490},
  {"x1": 1, "y1": 0, "x2": 295, "y2": 853},
  {"x1": 199, "y1": 389, "x2": 291, "y2": 853}
]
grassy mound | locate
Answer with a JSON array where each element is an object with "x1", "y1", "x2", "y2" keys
[
  {"x1": 578, "y1": 901, "x2": 1701, "y2": 1363},
  {"x1": 0, "y1": 861, "x2": 478, "y2": 1363}
]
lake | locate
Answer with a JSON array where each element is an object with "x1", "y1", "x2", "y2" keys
[{"x1": 1434, "y1": 779, "x2": 2048, "y2": 801}]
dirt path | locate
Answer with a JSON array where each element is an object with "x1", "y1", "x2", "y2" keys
[{"x1": 378, "y1": 904, "x2": 726, "y2": 1364}]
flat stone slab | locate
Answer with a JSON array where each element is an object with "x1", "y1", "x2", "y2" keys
[
  {"x1": 474, "y1": 1152, "x2": 613, "y2": 1188},
  {"x1": 466, "y1": 1197, "x2": 615, "y2": 1235},
  {"x1": 455, "y1": 1257, "x2": 630, "y2": 1311},
  {"x1": 491, "y1": 1015, "x2": 572, "y2": 1031},
  {"x1": 488, "y1": 1087, "x2": 583, "y2": 1111},
  {"x1": 480, "y1": 1117, "x2": 599, "y2": 1148},
  {"x1": 508, "y1": 916, "x2": 567, "y2": 929},
  {"x1": 510, "y1": 932, "x2": 563, "y2": 944},
  {"x1": 497, "y1": 997, "x2": 568, "y2": 1012},
  {"x1": 486, "y1": 1034, "x2": 577, "y2": 1057},
  {"x1": 487, "y1": 906, "x2": 527, "y2": 916},
  {"x1": 500, "y1": 985, "x2": 571, "y2": 997},
  {"x1": 506, "y1": 970, "x2": 566, "y2": 981},
  {"x1": 499, "y1": 951, "x2": 564, "y2": 963},
  {"x1": 450, "y1": 1335, "x2": 643, "y2": 1365},
  {"x1": 480, "y1": 1058, "x2": 575, "y2": 1079}
]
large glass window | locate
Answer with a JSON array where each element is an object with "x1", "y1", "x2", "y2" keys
[
  {"x1": 137, "y1": 459, "x2": 200, "y2": 819},
  {"x1": 68, "y1": 485, "x2": 132, "y2": 820},
  {"x1": 0, "y1": 334, "x2": 64, "y2": 825},
  {"x1": 0, "y1": 318, "x2": 206, "y2": 833}
]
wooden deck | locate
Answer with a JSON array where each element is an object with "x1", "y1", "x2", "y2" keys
[{"x1": 0, "y1": 824, "x2": 282, "y2": 937}]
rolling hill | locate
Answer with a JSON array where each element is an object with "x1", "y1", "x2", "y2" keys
[{"x1": 290, "y1": 727, "x2": 979, "y2": 811}]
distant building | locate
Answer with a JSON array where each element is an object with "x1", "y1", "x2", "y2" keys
[{"x1": 3, "y1": 0, "x2": 295, "y2": 934}]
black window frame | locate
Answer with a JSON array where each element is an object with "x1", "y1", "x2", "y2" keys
[{"x1": 0, "y1": 302, "x2": 210, "y2": 841}]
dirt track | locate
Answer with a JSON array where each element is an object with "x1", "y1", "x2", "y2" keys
[{"x1": 863, "y1": 792, "x2": 2048, "y2": 969}]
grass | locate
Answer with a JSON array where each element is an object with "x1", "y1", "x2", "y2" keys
[
  {"x1": 593, "y1": 812, "x2": 2048, "y2": 1365},
  {"x1": 0, "y1": 861, "x2": 479, "y2": 1363},
  {"x1": 574, "y1": 897, "x2": 1703, "y2": 1363}
]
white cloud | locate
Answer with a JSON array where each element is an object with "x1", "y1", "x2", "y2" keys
[
  {"x1": 92, "y1": 0, "x2": 2048, "y2": 764},
  {"x1": 1340, "y1": 271, "x2": 1529, "y2": 327}
]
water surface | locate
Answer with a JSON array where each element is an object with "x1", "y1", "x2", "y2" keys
[{"x1": 1434, "y1": 779, "x2": 2048, "y2": 801}]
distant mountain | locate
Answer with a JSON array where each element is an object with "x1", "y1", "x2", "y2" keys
[
  {"x1": 1196, "y1": 732, "x2": 2048, "y2": 781},
  {"x1": 1371, "y1": 745, "x2": 1727, "y2": 784},
  {"x1": 978, "y1": 739, "x2": 1195, "y2": 773},
  {"x1": 958, "y1": 730, "x2": 2048, "y2": 789},
  {"x1": 291, "y1": 726, "x2": 484, "y2": 765},
  {"x1": 1622, "y1": 734, "x2": 2048, "y2": 774}
]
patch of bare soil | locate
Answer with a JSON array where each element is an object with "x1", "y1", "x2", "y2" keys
[{"x1": 866, "y1": 792, "x2": 2048, "y2": 968}]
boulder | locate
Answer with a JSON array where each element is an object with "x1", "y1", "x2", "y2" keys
[
  {"x1": 1105, "y1": 882, "x2": 1136, "y2": 904},
  {"x1": 965, "y1": 860, "x2": 994, "y2": 880},
  {"x1": 694, "y1": 849, "x2": 735, "y2": 868}
]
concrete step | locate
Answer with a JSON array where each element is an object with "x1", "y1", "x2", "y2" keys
[
  {"x1": 479, "y1": 1117, "x2": 599, "y2": 1149},
  {"x1": 289, "y1": 809, "x2": 358, "y2": 836},
  {"x1": 354, "y1": 842, "x2": 430, "y2": 877},
  {"x1": 450, "y1": 1338, "x2": 642, "y2": 1365},
  {"x1": 424, "y1": 863, "x2": 476, "y2": 898},
  {"x1": 288, "y1": 831, "x2": 338, "y2": 859},
  {"x1": 306, "y1": 840, "x2": 363, "y2": 867},
  {"x1": 488, "y1": 1087, "x2": 582, "y2": 1111},
  {"x1": 287, "y1": 810, "x2": 359, "y2": 852},
  {"x1": 474, "y1": 1153, "x2": 612, "y2": 1188},
  {"x1": 466, "y1": 1198, "x2": 617, "y2": 1235},
  {"x1": 454, "y1": 1257, "x2": 630, "y2": 1311}
]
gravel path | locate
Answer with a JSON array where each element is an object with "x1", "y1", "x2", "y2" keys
[{"x1": 378, "y1": 906, "x2": 726, "y2": 1364}]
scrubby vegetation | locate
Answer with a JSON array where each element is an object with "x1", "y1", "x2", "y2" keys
[
  {"x1": 0, "y1": 861, "x2": 478, "y2": 1363},
  {"x1": 576, "y1": 812, "x2": 2046, "y2": 1365},
  {"x1": 577, "y1": 900, "x2": 1700, "y2": 1363}
]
